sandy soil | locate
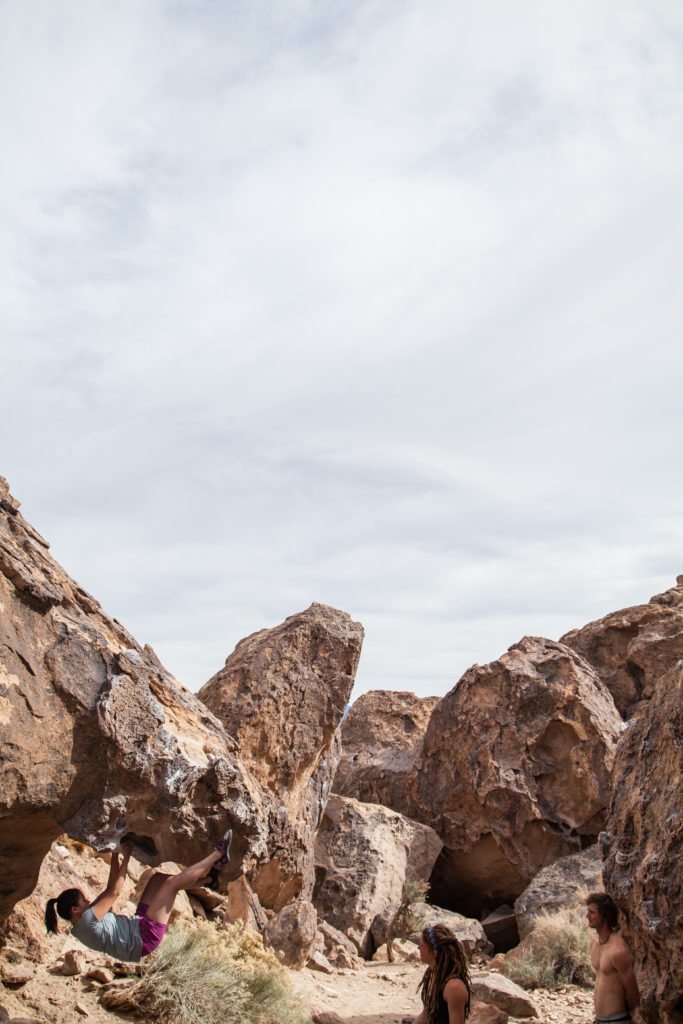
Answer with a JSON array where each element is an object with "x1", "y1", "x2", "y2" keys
[
  {"x1": 1, "y1": 943, "x2": 595, "y2": 1024},
  {"x1": 288, "y1": 958, "x2": 596, "y2": 1024}
]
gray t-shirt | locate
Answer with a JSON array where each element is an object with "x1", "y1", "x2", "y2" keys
[{"x1": 72, "y1": 907, "x2": 142, "y2": 963}]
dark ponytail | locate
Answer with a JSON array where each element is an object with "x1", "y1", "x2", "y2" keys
[{"x1": 45, "y1": 889, "x2": 81, "y2": 934}]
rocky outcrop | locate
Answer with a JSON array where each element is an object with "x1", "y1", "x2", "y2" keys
[
  {"x1": 470, "y1": 974, "x2": 538, "y2": 1018},
  {"x1": 263, "y1": 899, "x2": 318, "y2": 969},
  {"x1": 198, "y1": 603, "x2": 363, "y2": 910},
  {"x1": 602, "y1": 660, "x2": 683, "y2": 1024},
  {"x1": 411, "y1": 637, "x2": 621, "y2": 916},
  {"x1": 514, "y1": 846, "x2": 603, "y2": 940},
  {"x1": 333, "y1": 690, "x2": 439, "y2": 811},
  {"x1": 0, "y1": 477, "x2": 275, "y2": 928},
  {"x1": 312, "y1": 794, "x2": 442, "y2": 958},
  {"x1": 561, "y1": 575, "x2": 683, "y2": 717},
  {"x1": 369, "y1": 901, "x2": 491, "y2": 959}
]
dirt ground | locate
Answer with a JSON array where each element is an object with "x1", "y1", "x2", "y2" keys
[
  {"x1": 1, "y1": 947, "x2": 595, "y2": 1024},
  {"x1": 289, "y1": 958, "x2": 596, "y2": 1024}
]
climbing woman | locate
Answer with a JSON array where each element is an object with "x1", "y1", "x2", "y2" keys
[
  {"x1": 44, "y1": 830, "x2": 232, "y2": 963},
  {"x1": 413, "y1": 923, "x2": 472, "y2": 1024}
]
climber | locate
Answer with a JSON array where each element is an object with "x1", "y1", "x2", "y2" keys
[{"x1": 44, "y1": 829, "x2": 233, "y2": 962}]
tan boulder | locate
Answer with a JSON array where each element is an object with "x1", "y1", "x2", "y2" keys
[
  {"x1": 0, "y1": 477, "x2": 272, "y2": 929},
  {"x1": 313, "y1": 794, "x2": 442, "y2": 958},
  {"x1": 513, "y1": 845, "x2": 603, "y2": 940},
  {"x1": 561, "y1": 575, "x2": 683, "y2": 717},
  {"x1": 602, "y1": 660, "x2": 683, "y2": 1024},
  {"x1": 263, "y1": 899, "x2": 318, "y2": 969},
  {"x1": 469, "y1": 1004, "x2": 509, "y2": 1024},
  {"x1": 198, "y1": 603, "x2": 363, "y2": 910},
  {"x1": 370, "y1": 901, "x2": 491, "y2": 960},
  {"x1": 411, "y1": 637, "x2": 621, "y2": 915},
  {"x1": 333, "y1": 690, "x2": 439, "y2": 811},
  {"x1": 470, "y1": 973, "x2": 538, "y2": 1017}
]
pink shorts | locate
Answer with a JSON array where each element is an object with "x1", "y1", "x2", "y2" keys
[{"x1": 135, "y1": 902, "x2": 167, "y2": 957}]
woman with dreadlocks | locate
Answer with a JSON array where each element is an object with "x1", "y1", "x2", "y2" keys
[{"x1": 414, "y1": 923, "x2": 471, "y2": 1024}]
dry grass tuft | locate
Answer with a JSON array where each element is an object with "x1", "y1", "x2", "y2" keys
[
  {"x1": 505, "y1": 907, "x2": 595, "y2": 991},
  {"x1": 100, "y1": 918, "x2": 311, "y2": 1024}
]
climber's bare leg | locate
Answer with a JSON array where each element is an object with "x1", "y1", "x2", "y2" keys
[{"x1": 143, "y1": 850, "x2": 223, "y2": 926}]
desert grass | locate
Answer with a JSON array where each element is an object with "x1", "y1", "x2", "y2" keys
[
  {"x1": 100, "y1": 918, "x2": 312, "y2": 1024},
  {"x1": 386, "y1": 878, "x2": 430, "y2": 962},
  {"x1": 505, "y1": 907, "x2": 595, "y2": 990}
]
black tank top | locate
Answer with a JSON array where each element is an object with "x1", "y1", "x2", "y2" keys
[{"x1": 426, "y1": 982, "x2": 470, "y2": 1023}]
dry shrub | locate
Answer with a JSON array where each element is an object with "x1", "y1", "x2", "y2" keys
[
  {"x1": 505, "y1": 907, "x2": 594, "y2": 991},
  {"x1": 386, "y1": 878, "x2": 430, "y2": 962},
  {"x1": 100, "y1": 918, "x2": 311, "y2": 1024}
]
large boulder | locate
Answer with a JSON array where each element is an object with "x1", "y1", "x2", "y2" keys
[
  {"x1": 197, "y1": 603, "x2": 363, "y2": 910},
  {"x1": 411, "y1": 637, "x2": 622, "y2": 916},
  {"x1": 369, "y1": 901, "x2": 491, "y2": 959},
  {"x1": 602, "y1": 660, "x2": 683, "y2": 1024},
  {"x1": 0, "y1": 477, "x2": 274, "y2": 929},
  {"x1": 263, "y1": 899, "x2": 318, "y2": 969},
  {"x1": 561, "y1": 575, "x2": 683, "y2": 717},
  {"x1": 514, "y1": 845, "x2": 603, "y2": 940},
  {"x1": 313, "y1": 794, "x2": 442, "y2": 958},
  {"x1": 333, "y1": 690, "x2": 439, "y2": 812}
]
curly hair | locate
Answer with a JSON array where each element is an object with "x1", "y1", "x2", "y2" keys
[{"x1": 417, "y1": 923, "x2": 471, "y2": 1022}]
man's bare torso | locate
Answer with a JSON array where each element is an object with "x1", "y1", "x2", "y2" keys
[{"x1": 591, "y1": 934, "x2": 631, "y2": 1019}]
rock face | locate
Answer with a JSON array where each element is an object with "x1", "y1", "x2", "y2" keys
[
  {"x1": 514, "y1": 845, "x2": 603, "y2": 940},
  {"x1": 333, "y1": 690, "x2": 439, "y2": 811},
  {"x1": 198, "y1": 603, "x2": 363, "y2": 910},
  {"x1": 602, "y1": 660, "x2": 683, "y2": 1024},
  {"x1": 411, "y1": 637, "x2": 622, "y2": 916},
  {"x1": 0, "y1": 477, "x2": 273, "y2": 928},
  {"x1": 561, "y1": 575, "x2": 683, "y2": 717},
  {"x1": 470, "y1": 974, "x2": 538, "y2": 1018},
  {"x1": 312, "y1": 794, "x2": 442, "y2": 958}
]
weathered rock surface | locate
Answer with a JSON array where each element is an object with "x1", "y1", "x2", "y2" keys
[
  {"x1": 469, "y1": 1004, "x2": 509, "y2": 1024},
  {"x1": 0, "y1": 477, "x2": 273, "y2": 928},
  {"x1": 263, "y1": 899, "x2": 318, "y2": 969},
  {"x1": 313, "y1": 794, "x2": 442, "y2": 958},
  {"x1": 561, "y1": 575, "x2": 683, "y2": 716},
  {"x1": 481, "y1": 906, "x2": 518, "y2": 953},
  {"x1": 369, "y1": 901, "x2": 491, "y2": 960},
  {"x1": 198, "y1": 603, "x2": 363, "y2": 910},
  {"x1": 514, "y1": 845, "x2": 603, "y2": 940},
  {"x1": 470, "y1": 973, "x2": 538, "y2": 1017},
  {"x1": 411, "y1": 637, "x2": 621, "y2": 916},
  {"x1": 333, "y1": 690, "x2": 439, "y2": 811},
  {"x1": 602, "y1": 660, "x2": 683, "y2": 1024}
]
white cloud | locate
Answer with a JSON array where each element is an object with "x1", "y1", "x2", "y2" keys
[{"x1": 1, "y1": 0, "x2": 682, "y2": 699}]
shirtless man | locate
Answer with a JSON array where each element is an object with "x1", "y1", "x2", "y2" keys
[{"x1": 586, "y1": 892, "x2": 640, "y2": 1024}]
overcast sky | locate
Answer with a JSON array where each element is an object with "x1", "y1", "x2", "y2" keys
[{"x1": 2, "y1": 0, "x2": 682, "y2": 701}]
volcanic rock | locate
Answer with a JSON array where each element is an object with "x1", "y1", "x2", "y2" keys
[
  {"x1": 561, "y1": 575, "x2": 683, "y2": 717},
  {"x1": 263, "y1": 899, "x2": 318, "y2": 969},
  {"x1": 602, "y1": 660, "x2": 683, "y2": 1024},
  {"x1": 333, "y1": 690, "x2": 439, "y2": 812},
  {"x1": 198, "y1": 603, "x2": 363, "y2": 910},
  {"x1": 313, "y1": 794, "x2": 442, "y2": 958},
  {"x1": 411, "y1": 637, "x2": 621, "y2": 916},
  {"x1": 371, "y1": 902, "x2": 491, "y2": 960},
  {"x1": 470, "y1": 973, "x2": 538, "y2": 1017},
  {"x1": 514, "y1": 845, "x2": 603, "y2": 940},
  {"x1": 0, "y1": 476, "x2": 270, "y2": 929}
]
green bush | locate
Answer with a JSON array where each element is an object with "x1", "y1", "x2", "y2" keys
[
  {"x1": 505, "y1": 907, "x2": 595, "y2": 991},
  {"x1": 100, "y1": 919, "x2": 312, "y2": 1024}
]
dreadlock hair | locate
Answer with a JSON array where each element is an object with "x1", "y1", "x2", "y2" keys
[
  {"x1": 586, "y1": 892, "x2": 619, "y2": 931},
  {"x1": 418, "y1": 923, "x2": 471, "y2": 1022},
  {"x1": 45, "y1": 889, "x2": 81, "y2": 934}
]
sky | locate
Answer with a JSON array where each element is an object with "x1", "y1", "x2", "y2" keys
[{"x1": 1, "y1": 0, "x2": 682, "y2": 701}]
